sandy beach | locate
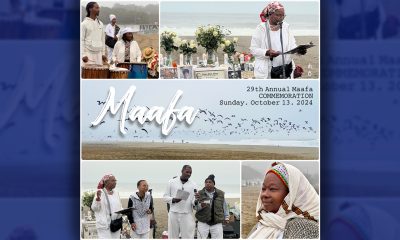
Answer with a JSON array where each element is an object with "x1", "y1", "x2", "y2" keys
[
  {"x1": 161, "y1": 36, "x2": 319, "y2": 79},
  {"x1": 241, "y1": 186, "x2": 261, "y2": 238},
  {"x1": 133, "y1": 33, "x2": 159, "y2": 53},
  {"x1": 82, "y1": 142, "x2": 319, "y2": 160}
]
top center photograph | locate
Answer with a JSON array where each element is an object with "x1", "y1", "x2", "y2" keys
[{"x1": 160, "y1": 0, "x2": 320, "y2": 80}]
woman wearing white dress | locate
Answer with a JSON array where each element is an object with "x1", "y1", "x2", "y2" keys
[{"x1": 91, "y1": 174, "x2": 123, "y2": 239}]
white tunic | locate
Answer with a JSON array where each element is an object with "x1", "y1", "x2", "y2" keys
[
  {"x1": 81, "y1": 17, "x2": 106, "y2": 57},
  {"x1": 163, "y1": 177, "x2": 197, "y2": 213},
  {"x1": 112, "y1": 40, "x2": 142, "y2": 63},
  {"x1": 250, "y1": 22, "x2": 297, "y2": 79},
  {"x1": 91, "y1": 190, "x2": 123, "y2": 231},
  {"x1": 105, "y1": 23, "x2": 116, "y2": 38}
]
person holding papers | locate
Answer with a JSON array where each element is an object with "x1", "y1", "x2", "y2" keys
[
  {"x1": 250, "y1": 1, "x2": 307, "y2": 79},
  {"x1": 195, "y1": 174, "x2": 230, "y2": 239},
  {"x1": 163, "y1": 165, "x2": 198, "y2": 239}
]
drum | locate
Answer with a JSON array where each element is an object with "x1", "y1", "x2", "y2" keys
[
  {"x1": 117, "y1": 63, "x2": 148, "y2": 79},
  {"x1": 109, "y1": 68, "x2": 129, "y2": 79},
  {"x1": 81, "y1": 64, "x2": 109, "y2": 79}
]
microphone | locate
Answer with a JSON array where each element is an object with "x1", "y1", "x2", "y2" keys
[{"x1": 194, "y1": 189, "x2": 198, "y2": 205}]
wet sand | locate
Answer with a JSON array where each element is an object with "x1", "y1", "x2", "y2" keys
[{"x1": 82, "y1": 142, "x2": 319, "y2": 160}]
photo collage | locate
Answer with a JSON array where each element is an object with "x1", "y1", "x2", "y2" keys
[{"x1": 80, "y1": 0, "x2": 320, "y2": 239}]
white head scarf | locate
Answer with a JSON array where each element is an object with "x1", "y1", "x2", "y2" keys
[
  {"x1": 248, "y1": 162, "x2": 319, "y2": 239},
  {"x1": 109, "y1": 14, "x2": 116, "y2": 22},
  {"x1": 119, "y1": 27, "x2": 134, "y2": 36}
]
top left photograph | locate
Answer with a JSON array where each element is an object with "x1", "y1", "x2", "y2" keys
[{"x1": 80, "y1": 1, "x2": 159, "y2": 79}]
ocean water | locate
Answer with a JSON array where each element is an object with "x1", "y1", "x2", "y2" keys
[{"x1": 160, "y1": 12, "x2": 319, "y2": 36}]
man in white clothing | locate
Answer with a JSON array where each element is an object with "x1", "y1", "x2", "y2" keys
[
  {"x1": 91, "y1": 174, "x2": 123, "y2": 239},
  {"x1": 105, "y1": 14, "x2": 119, "y2": 63},
  {"x1": 250, "y1": 1, "x2": 307, "y2": 79},
  {"x1": 163, "y1": 165, "x2": 197, "y2": 239},
  {"x1": 81, "y1": 2, "x2": 107, "y2": 65}
]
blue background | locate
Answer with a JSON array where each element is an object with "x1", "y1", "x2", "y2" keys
[{"x1": 1, "y1": 0, "x2": 400, "y2": 239}]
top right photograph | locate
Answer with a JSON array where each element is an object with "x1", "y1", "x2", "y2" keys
[{"x1": 160, "y1": 0, "x2": 319, "y2": 79}]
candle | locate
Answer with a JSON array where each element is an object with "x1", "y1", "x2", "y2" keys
[
  {"x1": 224, "y1": 54, "x2": 228, "y2": 65},
  {"x1": 179, "y1": 54, "x2": 183, "y2": 66}
]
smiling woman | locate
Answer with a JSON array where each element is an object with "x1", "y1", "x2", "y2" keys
[{"x1": 247, "y1": 162, "x2": 319, "y2": 239}]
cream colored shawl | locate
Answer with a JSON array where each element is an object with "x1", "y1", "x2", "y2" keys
[{"x1": 248, "y1": 163, "x2": 319, "y2": 239}]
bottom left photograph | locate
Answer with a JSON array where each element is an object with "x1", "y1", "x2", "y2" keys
[{"x1": 81, "y1": 161, "x2": 241, "y2": 239}]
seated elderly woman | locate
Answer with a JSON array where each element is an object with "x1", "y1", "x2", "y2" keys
[
  {"x1": 112, "y1": 27, "x2": 142, "y2": 64},
  {"x1": 247, "y1": 162, "x2": 319, "y2": 239}
]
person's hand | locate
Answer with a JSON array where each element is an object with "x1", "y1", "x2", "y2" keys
[
  {"x1": 146, "y1": 209, "x2": 152, "y2": 214},
  {"x1": 114, "y1": 36, "x2": 118, "y2": 40},
  {"x1": 298, "y1": 48, "x2": 307, "y2": 55},
  {"x1": 96, "y1": 190, "x2": 101, "y2": 201},
  {"x1": 102, "y1": 55, "x2": 108, "y2": 62},
  {"x1": 131, "y1": 223, "x2": 136, "y2": 231},
  {"x1": 82, "y1": 56, "x2": 89, "y2": 63},
  {"x1": 200, "y1": 202, "x2": 207, "y2": 208},
  {"x1": 172, "y1": 198, "x2": 182, "y2": 203},
  {"x1": 224, "y1": 218, "x2": 230, "y2": 224},
  {"x1": 194, "y1": 192, "x2": 200, "y2": 200},
  {"x1": 266, "y1": 49, "x2": 280, "y2": 58}
]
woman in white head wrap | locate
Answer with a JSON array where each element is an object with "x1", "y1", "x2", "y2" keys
[
  {"x1": 105, "y1": 14, "x2": 119, "y2": 63},
  {"x1": 247, "y1": 162, "x2": 319, "y2": 239},
  {"x1": 112, "y1": 27, "x2": 142, "y2": 64}
]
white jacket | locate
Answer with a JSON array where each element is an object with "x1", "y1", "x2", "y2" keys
[
  {"x1": 112, "y1": 40, "x2": 142, "y2": 63},
  {"x1": 81, "y1": 17, "x2": 106, "y2": 57},
  {"x1": 91, "y1": 190, "x2": 123, "y2": 230},
  {"x1": 250, "y1": 22, "x2": 297, "y2": 79}
]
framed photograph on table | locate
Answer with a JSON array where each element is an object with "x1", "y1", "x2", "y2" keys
[
  {"x1": 178, "y1": 66, "x2": 194, "y2": 79},
  {"x1": 160, "y1": 67, "x2": 179, "y2": 79},
  {"x1": 194, "y1": 68, "x2": 228, "y2": 79}
]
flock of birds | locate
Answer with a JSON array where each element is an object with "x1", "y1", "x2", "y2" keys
[{"x1": 87, "y1": 100, "x2": 317, "y2": 141}]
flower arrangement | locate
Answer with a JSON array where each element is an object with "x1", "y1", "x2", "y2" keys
[
  {"x1": 220, "y1": 37, "x2": 238, "y2": 56},
  {"x1": 195, "y1": 25, "x2": 230, "y2": 52},
  {"x1": 161, "y1": 31, "x2": 180, "y2": 53},
  {"x1": 179, "y1": 39, "x2": 197, "y2": 55}
]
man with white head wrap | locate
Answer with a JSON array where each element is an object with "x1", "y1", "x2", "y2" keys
[
  {"x1": 247, "y1": 162, "x2": 319, "y2": 239},
  {"x1": 105, "y1": 14, "x2": 120, "y2": 62},
  {"x1": 112, "y1": 27, "x2": 142, "y2": 64}
]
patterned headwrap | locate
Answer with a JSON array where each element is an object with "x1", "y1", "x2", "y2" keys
[
  {"x1": 97, "y1": 174, "x2": 114, "y2": 189},
  {"x1": 260, "y1": 1, "x2": 285, "y2": 22},
  {"x1": 267, "y1": 162, "x2": 289, "y2": 188}
]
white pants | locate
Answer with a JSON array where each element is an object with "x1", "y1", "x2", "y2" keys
[
  {"x1": 197, "y1": 222, "x2": 223, "y2": 239},
  {"x1": 97, "y1": 228, "x2": 121, "y2": 239},
  {"x1": 107, "y1": 46, "x2": 114, "y2": 63},
  {"x1": 168, "y1": 212, "x2": 195, "y2": 239},
  {"x1": 131, "y1": 230, "x2": 150, "y2": 239}
]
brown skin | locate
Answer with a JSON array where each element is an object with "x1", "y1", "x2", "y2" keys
[
  {"x1": 82, "y1": 3, "x2": 108, "y2": 63},
  {"x1": 261, "y1": 173, "x2": 289, "y2": 213},
  {"x1": 131, "y1": 180, "x2": 152, "y2": 231},
  {"x1": 172, "y1": 166, "x2": 192, "y2": 203},
  {"x1": 96, "y1": 176, "x2": 117, "y2": 201}
]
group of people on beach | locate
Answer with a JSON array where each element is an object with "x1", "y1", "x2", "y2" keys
[
  {"x1": 81, "y1": 2, "x2": 143, "y2": 66},
  {"x1": 91, "y1": 165, "x2": 231, "y2": 239}
]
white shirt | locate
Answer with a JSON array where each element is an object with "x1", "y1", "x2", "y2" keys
[
  {"x1": 250, "y1": 22, "x2": 296, "y2": 78},
  {"x1": 163, "y1": 177, "x2": 197, "y2": 214},
  {"x1": 81, "y1": 17, "x2": 106, "y2": 57},
  {"x1": 105, "y1": 23, "x2": 116, "y2": 38},
  {"x1": 91, "y1": 190, "x2": 123, "y2": 230},
  {"x1": 112, "y1": 40, "x2": 142, "y2": 63}
]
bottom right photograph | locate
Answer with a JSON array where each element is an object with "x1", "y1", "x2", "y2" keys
[{"x1": 241, "y1": 161, "x2": 320, "y2": 239}]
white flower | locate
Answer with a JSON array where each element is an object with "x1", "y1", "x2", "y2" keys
[
  {"x1": 173, "y1": 37, "x2": 181, "y2": 47},
  {"x1": 190, "y1": 43, "x2": 196, "y2": 48},
  {"x1": 190, "y1": 40, "x2": 195, "y2": 45},
  {"x1": 233, "y1": 37, "x2": 238, "y2": 43},
  {"x1": 220, "y1": 44, "x2": 225, "y2": 49},
  {"x1": 225, "y1": 40, "x2": 231, "y2": 46},
  {"x1": 213, "y1": 31, "x2": 218, "y2": 36},
  {"x1": 182, "y1": 39, "x2": 187, "y2": 44}
]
